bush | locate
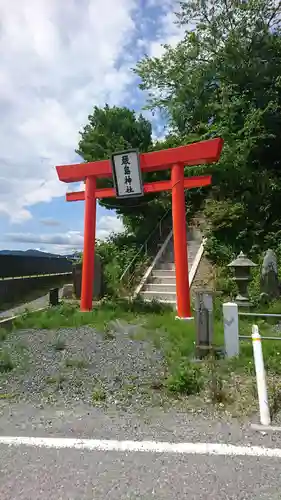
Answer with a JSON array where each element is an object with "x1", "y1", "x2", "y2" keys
[
  {"x1": 96, "y1": 232, "x2": 148, "y2": 297},
  {"x1": 214, "y1": 266, "x2": 237, "y2": 299},
  {"x1": 92, "y1": 386, "x2": 106, "y2": 402},
  {"x1": 203, "y1": 200, "x2": 246, "y2": 264},
  {"x1": 166, "y1": 361, "x2": 203, "y2": 395}
]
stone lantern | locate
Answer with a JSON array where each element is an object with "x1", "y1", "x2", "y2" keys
[{"x1": 228, "y1": 251, "x2": 257, "y2": 307}]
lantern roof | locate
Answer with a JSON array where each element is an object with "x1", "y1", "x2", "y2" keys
[{"x1": 228, "y1": 251, "x2": 257, "y2": 268}]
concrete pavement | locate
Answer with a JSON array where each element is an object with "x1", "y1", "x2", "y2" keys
[
  {"x1": 0, "y1": 294, "x2": 49, "y2": 319},
  {"x1": 0, "y1": 288, "x2": 64, "y2": 319}
]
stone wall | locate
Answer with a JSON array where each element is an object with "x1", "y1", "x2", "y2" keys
[
  {"x1": 190, "y1": 255, "x2": 215, "y2": 298},
  {"x1": 72, "y1": 255, "x2": 103, "y2": 300}
]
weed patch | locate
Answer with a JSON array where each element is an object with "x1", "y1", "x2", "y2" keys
[
  {"x1": 204, "y1": 356, "x2": 232, "y2": 404},
  {"x1": 45, "y1": 373, "x2": 66, "y2": 390},
  {"x1": 0, "y1": 349, "x2": 14, "y2": 373},
  {"x1": 0, "y1": 329, "x2": 8, "y2": 342},
  {"x1": 166, "y1": 361, "x2": 203, "y2": 395},
  {"x1": 0, "y1": 392, "x2": 15, "y2": 400},
  {"x1": 92, "y1": 385, "x2": 106, "y2": 402},
  {"x1": 52, "y1": 335, "x2": 67, "y2": 352},
  {"x1": 65, "y1": 358, "x2": 88, "y2": 369},
  {"x1": 268, "y1": 374, "x2": 281, "y2": 419}
]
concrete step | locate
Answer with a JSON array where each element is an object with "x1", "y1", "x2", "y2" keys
[
  {"x1": 155, "y1": 262, "x2": 175, "y2": 270},
  {"x1": 191, "y1": 241, "x2": 201, "y2": 251},
  {"x1": 158, "y1": 241, "x2": 201, "y2": 264},
  {"x1": 151, "y1": 270, "x2": 176, "y2": 280},
  {"x1": 141, "y1": 298, "x2": 177, "y2": 308},
  {"x1": 149, "y1": 275, "x2": 176, "y2": 285},
  {"x1": 187, "y1": 227, "x2": 202, "y2": 241},
  {"x1": 140, "y1": 290, "x2": 177, "y2": 303},
  {"x1": 136, "y1": 223, "x2": 203, "y2": 303},
  {"x1": 143, "y1": 283, "x2": 177, "y2": 293}
]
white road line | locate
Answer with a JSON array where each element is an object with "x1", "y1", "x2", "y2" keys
[{"x1": 1, "y1": 436, "x2": 281, "y2": 458}]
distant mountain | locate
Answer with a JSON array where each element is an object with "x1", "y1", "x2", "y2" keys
[{"x1": 0, "y1": 249, "x2": 65, "y2": 258}]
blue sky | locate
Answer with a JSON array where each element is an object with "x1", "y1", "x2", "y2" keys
[{"x1": 0, "y1": 0, "x2": 183, "y2": 254}]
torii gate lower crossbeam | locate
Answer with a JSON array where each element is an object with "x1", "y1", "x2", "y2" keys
[{"x1": 56, "y1": 137, "x2": 223, "y2": 318}]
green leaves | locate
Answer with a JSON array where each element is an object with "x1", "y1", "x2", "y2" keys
[
  {"x1": 76, "y1": 105, "x2": 155, "y2": 213},
  {"x1": 135, "y1": 0, "x2": 281, "y2": 260},
  {"x1": 74, "y1": 1, "x2": 281, "y2": 273},
  {"x1": 77, "y1": 105, "x2": 152, "y2": 162}
]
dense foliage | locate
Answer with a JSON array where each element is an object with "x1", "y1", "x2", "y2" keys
[
  {"x1": 136, "y1": 0, "x2": 281, "y2": 263},
  {"x1": 76, "y1": 105, "x2": 170, "y2": 237},
  {"x1": 76, "y1": 0, "x2": 281, "y2": 295}
]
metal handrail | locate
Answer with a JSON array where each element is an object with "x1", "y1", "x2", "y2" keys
[
  {"x1": 119, "y1": 207, "x2": 172, "y2": 283},
  {"x1": 239, "y1": 312, "x2": 281, "y2": 318},
  {"x1": 239, "y1": 335, "x2": 281, "y2": 341}
]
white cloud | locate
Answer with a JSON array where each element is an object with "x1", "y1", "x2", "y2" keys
[
  {"x1": 96, "y1": 215, "x2": 124, "y2": 240},
  {"x1": 0, "y1": 0, "x2": 184, "y2": 225},
  {"x1": 146, "y1": 0, "x2": 185, "y2": 58},
  {"x1": 67, "y1": 182, "x2": 86, "y2": 193},
  {"x1": 5, "y1": 214, "x2": 125, "y2": 253},
  {"x1": 0, "y1": 0, "x2": 138, "y2": 222},
  {"x1": 6, "y1": 230, "x2": 84, "y2": 247},
  {"x1": 40, "y1": 218, "x2": 61, "y2": 227}
]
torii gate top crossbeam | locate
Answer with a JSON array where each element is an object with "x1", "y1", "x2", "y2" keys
[{"x1": 56, "y1": 138, "x2": 223, "y2": 183}]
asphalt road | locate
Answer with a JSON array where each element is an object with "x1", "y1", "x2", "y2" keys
[
  {"x1": 1, "y1": 444, "x2": 281, "y2": 499},
  {"x1": 1, "y1": 403, "x2": 281, "y2": 499}
]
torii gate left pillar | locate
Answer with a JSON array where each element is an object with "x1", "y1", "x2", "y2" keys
[{"x1": 56, "y1": 137, "x2": 223, "y2": 318}]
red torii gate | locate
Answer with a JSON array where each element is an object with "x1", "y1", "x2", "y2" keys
[{"x1": 56, "y1": 137, "x2": 223, "y2": 318}]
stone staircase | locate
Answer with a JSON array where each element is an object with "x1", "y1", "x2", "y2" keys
[{"x1": 139, "y1": 227, "x2": 202, "y2": 305}]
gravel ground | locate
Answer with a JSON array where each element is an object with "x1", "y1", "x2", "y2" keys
[
  {"x1": 0, "y1": 325, "x2": 167, "y2": 410},
  {"x1": 2, "y1": 320, "x2": 281, "y2": 425}
]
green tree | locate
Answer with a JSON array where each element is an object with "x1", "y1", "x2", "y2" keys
[
  {"x1": 77, "y1": 104, "x2": 152, "y2": 163},
  {"x1": 76, "y1": 104, "x2": 172, "y2": 237},
  {"x1": 76, "y1": 105, "x2": 154, "y2": 214},
  {"x1": 135, "y1": 0, "x2": 281, "y2": 261}
]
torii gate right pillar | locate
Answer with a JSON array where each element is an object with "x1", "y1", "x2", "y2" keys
[{"x1": 171, "y1": 163, "x2": 191, "y2": 319}]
